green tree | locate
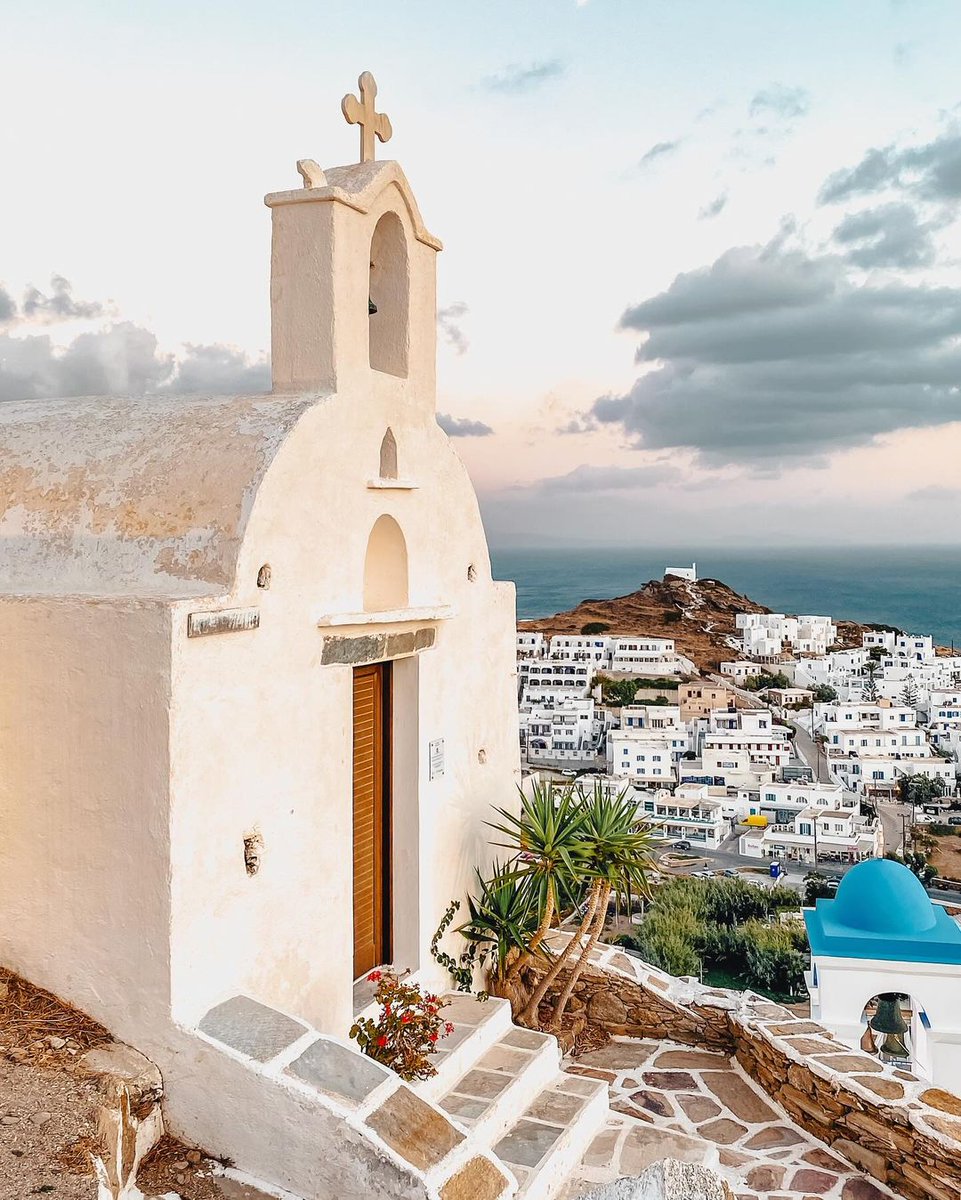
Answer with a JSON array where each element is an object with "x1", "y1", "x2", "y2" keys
[
  {"x1": 803, "y1": 872, "x2": 837, "y2": 906},
  {"x1": 527, "y1": 784, "x2": 657, "y2": 1031},
  {"x1": 811, "y1": 684, "x2": 837, "y2": 703},
  {"x1": 580, "y1": 622, "x2": 610, "y2": 636},
  {"x1": 900, "y1": 679, "x2": 920, "y2": 707},
  {"x1": 484, "y1": 783, "x2": 590, "y2": 991},
  {"x1": 863, "y1": 661, "x2": 881, "y2": 701}
]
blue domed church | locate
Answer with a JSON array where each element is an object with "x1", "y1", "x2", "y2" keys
[{"x1": 805, "y1": 858, "x2": 961, "y2": 1091}]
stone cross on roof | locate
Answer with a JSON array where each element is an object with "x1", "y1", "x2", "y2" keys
[{"x1": 341, "y1": 71, "x2": 393, "y2": 164}]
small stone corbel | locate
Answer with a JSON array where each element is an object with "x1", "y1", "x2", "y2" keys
[{"x1": 296, "y1": 159, "x2": 327, "y2": 189}]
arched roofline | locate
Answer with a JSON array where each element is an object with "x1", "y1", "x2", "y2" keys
[{"x1": 264, "y1": 160, "x2": 443, "y2": 251}]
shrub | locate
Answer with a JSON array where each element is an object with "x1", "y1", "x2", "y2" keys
[
  {"x1": 349, "y1": 970, "x2": 453, "y2": 1081},
  {"x1": 581, "y1": 621, "x2": 610, "y2": 635}
]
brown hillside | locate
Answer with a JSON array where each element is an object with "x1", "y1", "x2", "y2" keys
[{"x1": 517, "y1": 575, "x2": 868, "y2": 673}]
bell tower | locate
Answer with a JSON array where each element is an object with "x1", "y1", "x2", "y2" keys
[{"x1": 264, "y1": 73, "x2": 442, "y2": 402}]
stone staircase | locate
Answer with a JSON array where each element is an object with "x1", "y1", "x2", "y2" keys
[
  {"x1": 413, "y1": 993, "x2": 610, "y2": 1199},
  {"x1": 192, "y1": 988, "x2": 609, "y2": 1200}
]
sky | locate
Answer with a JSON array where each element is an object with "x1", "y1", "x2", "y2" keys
[{"x1": 3, "y1": 0, "x2": 961, "y2": 547}]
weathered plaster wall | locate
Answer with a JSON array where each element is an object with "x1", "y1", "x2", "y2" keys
[
  {"x1": 0, "y1": 598, "x2": 173, "y2": 1039},
  {"x1": 536, "y1": 939, "x2": 961, "y2": 1200},
  {"x1": 167, "y1": 387, "x2": 520, "y2": 1032},
  {"x1": 0, "y1": 392, "x2": 315, "y2": 597}
]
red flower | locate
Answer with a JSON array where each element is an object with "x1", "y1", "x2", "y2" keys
[
  {"x1": 377, "y1": 1035, "x2": 388, "y2": 1048},
  {"x1": 401, "y1": 1013, "x2": 411, "y2": 1024},
  {"x1": 445, "y1": 1023, "x2": 454, "y2": 1035},
  {"x1": 429, "y1": 1032, "x2": 438, "y2": 1043},
  {"x1": 367, "y1": 970, "x2": 382, "y2": 983},
  {"x1": 384, "y1": 1003, "x2": 391, "y2": 1016}
]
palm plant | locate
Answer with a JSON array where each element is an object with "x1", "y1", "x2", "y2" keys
[
  {"x1": 545, "y1": 784, "x2": 656, "y2": 1030},
  {"x1": 457, "y1": 861, "x2": 540, "y2": 988},
  {"x1": 517, "y1": 782, "x2": 656, "y2": 1029},
  {"x1": 487, "y1": 783, "x2": 590, "y2": 991}
]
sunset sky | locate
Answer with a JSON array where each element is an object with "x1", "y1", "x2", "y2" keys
[{"x1": 3, "y1": 0, "x2": 961, "y2": 546}]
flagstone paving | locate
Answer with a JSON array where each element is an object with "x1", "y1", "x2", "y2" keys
[{"x1": 558, "y1": 1039, "x2": 899, "y2": 1200}]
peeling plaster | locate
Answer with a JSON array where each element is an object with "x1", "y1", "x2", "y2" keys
[{"x1": 0, "y1": 392, "x2": 323, "y2": 597}]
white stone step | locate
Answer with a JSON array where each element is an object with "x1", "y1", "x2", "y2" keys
[
  {"x1": 435, "y1": 1026, "x2": 561, "y2": 1147},
  {"x1": 416, "y1": 992, "x2": 514, "y2": 1103},
  {"x1": 492, "y1": 1072, "x2": 610, "y2": 1200}
]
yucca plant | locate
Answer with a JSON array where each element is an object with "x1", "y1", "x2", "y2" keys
[
  {"x1": 457, "y1": 860, "x2": 540, "y2": 989},
  {"x1": 524, "y1": 782, "x2": 656, "y2": 1031},
  {"x1": 488, "y1": 783, "x2": 591, "y2": 994}
]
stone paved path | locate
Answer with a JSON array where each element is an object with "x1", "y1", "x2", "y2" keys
[{"x1": 558, "y1": 1039, "x2": 899, "y2": 1200}]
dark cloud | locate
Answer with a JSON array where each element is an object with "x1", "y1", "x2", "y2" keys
[
  {"x1": 698, "y1": 193, "x2": 728, "y2": 220},
  {"x1": 0, "y1": 322, "x2": 269, "y2": 402},
  {"x1": 557, "y1": 415, "x2": 597, "y2": 435},
  {"x1": 0, "y1": 285, "x2": 16, "y2": 324},
  {"x1": 520, "y1": 463, "x2": 681, "y2": 494},
  {"x1": 481, "y1": 59, "x2": 565, "y2": 95},
  {"x1": 832, "y1": 202, "x2": 941, "y2": 269},
  {"x1": 619, "y1": 238, "x2": 834, "y2": 328},
  {"x1": 591, "y1": 231, "x2": 961, "y2": 464},
  {"x1": 20, "y1": 275, "x2": 105, "y2": 323},
  {"x1": 437, "y1": 413, "x2": 494, "y2": 437},
  {"x1": 819, "y1": 128, "x2": 961, "y2": 204},
  {"x1": 165, "y1": 342, "x2": 270, "y2": 394},
  {"x1": 748, "y1": 85, "x2": 810, "y2": 122},
  {"x1": 639, "y1": 140, "x2": 682, "y2": 168},
  {"x1": 437, "y1": 302, "x2": 469, "y2": 355}
]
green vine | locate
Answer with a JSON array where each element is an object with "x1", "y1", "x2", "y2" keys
[{"x1": 430, "y1": 899, "x2": 483, "y2": 994}]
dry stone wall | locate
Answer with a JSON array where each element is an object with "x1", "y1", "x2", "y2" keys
[{"x1": 535, "y1": 935, "x2": 961, "y2": 1200}]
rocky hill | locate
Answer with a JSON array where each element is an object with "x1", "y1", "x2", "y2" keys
[{"x1": 517, "y1": 575, "x2": 869, "y2": 673}]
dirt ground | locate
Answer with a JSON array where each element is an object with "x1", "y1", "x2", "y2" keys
[
  {"x1": 0, "y1": 970, "x2": 241, "y2": 1200},
  {"x1": 0, "y1": 1055, "x2": 102, "y2": 1200},
  {"x1": 928, "y1": 831, "x2": 961, "y2": 881}
]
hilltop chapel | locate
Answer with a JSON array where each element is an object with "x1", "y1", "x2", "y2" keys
[{"x1": 0, "y1": 74, "x2": 532, "y2": 1196}]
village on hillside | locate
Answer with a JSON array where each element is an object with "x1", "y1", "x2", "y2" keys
[{"x1": 516, "y1": 563, "x2": 961, "y2": 883}]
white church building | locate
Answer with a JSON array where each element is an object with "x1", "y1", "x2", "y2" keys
[
  {"x1": 0, "y1": 77, "x2": 535, "y2": 1199},
  {"x1": 805, "y1": 858, "x2": 961, "y2": 1094}
]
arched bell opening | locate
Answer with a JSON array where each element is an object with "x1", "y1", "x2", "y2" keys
[{"x1": 368, "y1": 212, "x2": 409, "y2": 378}]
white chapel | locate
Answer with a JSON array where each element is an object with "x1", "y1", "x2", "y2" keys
[{"x1": 0, "y1": 73, "x2": 527, "y2": 1197}]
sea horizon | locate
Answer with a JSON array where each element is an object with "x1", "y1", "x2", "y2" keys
[{"x1": 490, "y1": 543, "x2": 961, "y2": 647}]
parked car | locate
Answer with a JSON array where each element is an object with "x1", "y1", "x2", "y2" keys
[{"x1": 672, "y1": 840, "x2": 692, "y2": 850}]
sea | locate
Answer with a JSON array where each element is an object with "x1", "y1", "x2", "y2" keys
[{"x1": 489, "y1": 545, "x2": 961, "y2": 648}]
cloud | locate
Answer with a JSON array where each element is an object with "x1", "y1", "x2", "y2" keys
[
  {"x1": 437, "y1": 302, "x2": 469, "y2": 355},
  {"x1": 557, "y1": 414, "x2": 597, "y2": 435},
  {"x1": 905, "y1": 485, "x2": 961, "y2": 502},
  {"x1": 698, "y1": 193, "x2": 728, "y2": 220},
  {"x1": 481, "y1": 59, "x2": 565, "y2": 95},
  {"x1": 819, "y1": 128, "x2": 961, "y2": 204},
  {"x1": 590, "y1": 229, "x2": 961, "y2": 465},
  {"x1": 520, "y1": 463, "x2": 681, "y2": 494},
  {"x1": 20, "y1": 275, "x2": 105, "y2": 323},
  {"x1": 832, "y1": 202, "x2": 942, "y2": 269},
  {"x1": 0, "y1": 321, "x2": 269, "y2": 402},
  {"x1": 639, "y1": 140, "x2": 682, "y2": 168},
  {"x1": 748, "y1": 84, "x2": 810, "y2": 122},
  {"x1": 0, "y1": 285, "x2": 17, "y2": 324},
  {"x1": 165, "y1": 342, "x2": 270, "y2": 394},
  {"x1": 436, "y1": 413, "x2": 494, "y2": 437}
]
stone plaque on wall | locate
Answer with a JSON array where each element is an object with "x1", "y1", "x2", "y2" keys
[
  {"x1": 429, "y1": 738, "x2": 445, "y2": 780},
  {"x1": 187, "y1": 608, "x2": 260, "y2": 638}
]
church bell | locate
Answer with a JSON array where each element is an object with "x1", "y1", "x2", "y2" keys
[{"x1": 869, "y1": 993, "x2": 911, "y2": 1061}]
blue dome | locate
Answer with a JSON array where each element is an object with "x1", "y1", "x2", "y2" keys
[{"x1": 830, "y1": 858, "x2": 936, "y2": 935}]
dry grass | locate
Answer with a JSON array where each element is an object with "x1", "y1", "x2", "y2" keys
[
  {"x1": 0, "y1": 968, "x2": 111, "y2": 1058},
  {"x1": 928, "y1": 832, "x2": 961, "y2": 882}
]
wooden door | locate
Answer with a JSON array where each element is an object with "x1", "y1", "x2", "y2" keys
[{"x1": 352, "y1": 663, "x2": 391, "y2": 979}]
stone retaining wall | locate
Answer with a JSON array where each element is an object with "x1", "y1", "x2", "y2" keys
[{"x1": 535, "y1": 936, "x2": 961, "y2": 1200}]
